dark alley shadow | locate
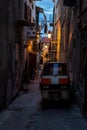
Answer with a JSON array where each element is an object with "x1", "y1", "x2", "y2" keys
[{"x1": 39, "y1": 99, "x2": 73, "y2": 110}]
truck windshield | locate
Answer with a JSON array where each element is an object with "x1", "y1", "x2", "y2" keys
[{"x1": 43, "y1": 63, "x2": 67, "y2": 76}]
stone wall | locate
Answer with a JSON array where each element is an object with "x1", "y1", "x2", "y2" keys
[{"x1": 0, "y1": 0, "x2": 24, "y2": 111}]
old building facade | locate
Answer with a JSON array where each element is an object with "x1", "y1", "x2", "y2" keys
[
  {"x1": 53, "y1": 0, "x2": 87, "y2": 114},
  {"x1": 0, "y1": 0, "x2": 38, "y2": 112},
  {"x1": 0, "y1": 0, "x2": 24, "y2": 111},
  {"x1": 63, "y1": 0, "x2": 87, "y2": 113},
  {"x1": 53, "y1": 0, "x2": 62, "y2": 61},
  {"x1": 70, "y1": 0, "x2": 87, "y2": 112}
]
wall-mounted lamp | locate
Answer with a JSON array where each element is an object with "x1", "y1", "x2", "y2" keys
[{"x1": 48, "y1": 30, "x2": 52, "y2": 39}]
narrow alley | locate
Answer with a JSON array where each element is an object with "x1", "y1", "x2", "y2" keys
[
  {"x1": 0, "y1": 0, "x2": 87, "y2": 129},
  {"x1": 0, "y1": 75, "x2": 87, "y2": 130}
]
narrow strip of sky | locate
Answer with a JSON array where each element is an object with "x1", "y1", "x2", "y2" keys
[
  {"x1": 36, "y1": 0, "x2": 54, "y2": 36},
  {"x1": 36, "y1": 0, "x2": 54, "y2": 15}
]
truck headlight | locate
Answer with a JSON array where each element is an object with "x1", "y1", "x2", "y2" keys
[{"x1": 43, "y1": 86, "x2": 49, "y2": 89}]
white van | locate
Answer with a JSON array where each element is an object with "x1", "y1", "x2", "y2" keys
[{"x1": 39, "y1": 62, "x2": 71, "y2": 103}]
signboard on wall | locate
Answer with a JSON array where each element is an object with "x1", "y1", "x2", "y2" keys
[{"x1": 27, "y1": 26, "x2": 37, "y2": 40}]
